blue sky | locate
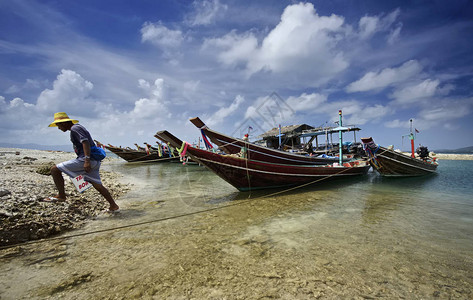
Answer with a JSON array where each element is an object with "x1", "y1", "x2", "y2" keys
[{"x1": 1, "y1": 0, "x2": 472, "y2": 150}]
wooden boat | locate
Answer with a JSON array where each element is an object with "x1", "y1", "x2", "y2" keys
[
  {"x1": 155, "y1": 130, "x2": 370, "y2": 191},
  {"x1": 189, "y1": 117, "x2": 350, "y2": 165},
  {"x1": 361, "y1": 137, "x2": 438, "y2": 176},
  {"x1": 95, "y1": 140, "x2": 179, "y2": 163}
]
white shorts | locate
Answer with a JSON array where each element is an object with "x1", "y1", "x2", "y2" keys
[{"x1": 57, "y1": 157, "x2": 102, "y2": 184}]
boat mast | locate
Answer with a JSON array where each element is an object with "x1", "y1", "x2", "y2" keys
[
  {"x1": 409, "y1": 119, "x2": 415, "y2": 158},
  {"x1": 339, "y1": 110, "x2": 343, "y2": 165}
]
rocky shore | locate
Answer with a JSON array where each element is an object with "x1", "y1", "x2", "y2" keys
[{"x1": 0, "y1": 148, "x2": 131, "y2": 247}]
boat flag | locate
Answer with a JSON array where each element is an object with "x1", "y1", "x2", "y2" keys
[
  {"x1": 201, "y1": 130, "x2": 213, "y2": 150},
  {"x1": 278, "y1": 124, "x2": 282, "y2": 149}
]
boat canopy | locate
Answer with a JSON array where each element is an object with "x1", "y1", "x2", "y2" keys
[{"x1": 299, "y1": 126, "x2": 361, "y2": 137}]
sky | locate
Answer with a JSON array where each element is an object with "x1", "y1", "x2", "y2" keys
[{"x1": 1, "y1": 0, "x2": 473, "y2": 151}]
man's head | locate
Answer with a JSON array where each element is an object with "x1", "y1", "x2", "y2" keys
[{"x1": 48, "y1": 112, "x2": 79, "y2": 131}]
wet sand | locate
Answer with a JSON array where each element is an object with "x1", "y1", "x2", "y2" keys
[{"x1": 1, "y1": 189, "x2": 471, "y2": 299}]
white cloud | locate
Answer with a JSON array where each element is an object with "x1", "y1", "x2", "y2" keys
[
  {"x1": 36, "y1": 69, "x2": 94, "y2": 115},
  {"x1": 243, "y1": 92, "x2": 390, "y2": 131},
  {"x1": 421, "y1": 100, "x2": 471, "y2": 122},
  {"x1": 359, "y1": 16, "x2": 379, "y2": 39},
  {"x1": 346, "y1": 60, "x2": 423, "y2": 92},
  {"x1": 141, "y1": 22, "x2": 184, "y2": 49},
  {"x1": 358, "y1": 8, "x2": 401, "y2": 40},
  {"x1": 391, "y1": 79, "x2": 440, "y2": 104},
  {"x1": 286, "y1": 93, "x2": 328, "y2": 111},
  {"x1": 387, "y1": 23, "x2": 402, "y2": 45},
  {"x1": 249, "y1": 3, "x2": 348, "y2": 78},
  {"x1": 130, "y1": 78, "x2": 167, "y2": 118},
  {"x1": 0, "y1": 96, "x2": 39, "y2": 132},
  {"x1": 385, "y1": 98, "x2": 473, "y2": 130},
  {"x1": 207, "y1": 95, "x2": 245, "y2": 126},
  {"x1": 204, "y1": 31, "x2": 258, "y2": 67},
  {"x1": 188, "y1": 0, "x2": 228, "y2": 26},
  {"x1": 9, "y1": 97, "x2": 34, "y2": 108},
  {"x1": 205, "y1": 3, "x2": 349, "y2": 87},
  {"x1": 385, "y1": 119, "x2": 408, "y2": 129}
]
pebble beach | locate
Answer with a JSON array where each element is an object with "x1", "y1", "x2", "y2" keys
[{"x1": 0, "y1": 148, "x2": 131, "y2": 247}]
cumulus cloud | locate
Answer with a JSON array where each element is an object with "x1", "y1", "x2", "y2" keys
[
  {"x1": 205, "y1": 2, "x2": 349, "y2": 87},
  {"x1": 187, "y1": 0, "x2": 228, "y2": 26},
  {"x1": 131, "y1": 78, "x2": 167, "y2": 118},
  {"x1": 0, "y1": 96, "x2": 39, "y2": 132},
  {"x1": 36, "y1": 69, "x2": 94, "y2": 115},
  {"x1": 346, "y1": 60, "x2": 423, "y2": 92},
  {"x1": 141, "y1": 22, "x2": 184, "y2": 49}
]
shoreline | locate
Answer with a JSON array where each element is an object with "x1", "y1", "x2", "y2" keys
[
  {"x1": 0, "y1": 148, "x2": 131, "y2": 247},
  {"x1": 398, "y1": 152, "x2": 473, "y2": 160},
  {"x1": 428, "y1": 153, "x2": 473, "y2": 160}
]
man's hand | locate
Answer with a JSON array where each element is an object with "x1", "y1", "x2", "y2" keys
[{"x1": 84, "y1": 159, "x2": 91, "y2": 173}]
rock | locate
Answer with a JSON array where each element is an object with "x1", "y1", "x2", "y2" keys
[
  {"x1": 23, "y1": 156, "x2": 38, "y2": 161},
  {"x1": 36, "y1": 162, "x2": 55, "y2": 175},
  {"x1": 0, "y1": 188, "x2": 11, "y2": 197}
]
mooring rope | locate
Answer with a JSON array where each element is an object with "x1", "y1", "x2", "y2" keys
[{"x1": 124, "y1": 156, "x2": 178, "y2": 164}]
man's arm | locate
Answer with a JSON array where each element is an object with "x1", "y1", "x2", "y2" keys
[{"x1": 82, "y1": 140, "x2": 91, "y2": 172}]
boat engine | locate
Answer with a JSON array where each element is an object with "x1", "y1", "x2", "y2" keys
[{"x1": 416, "y1": 146, "x2": 430, "y2": 159}]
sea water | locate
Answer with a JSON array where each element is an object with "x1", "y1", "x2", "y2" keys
[{"x1": 0, "y1": 159, "x2": 472, "y2": 298}]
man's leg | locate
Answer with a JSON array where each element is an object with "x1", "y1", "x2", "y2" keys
[
  {"x1": 50, "y1": 165, "x2": 67, "y2": 200},
  {"x1": 91, "y1": 182, "x2": 119, "y2": 211}
]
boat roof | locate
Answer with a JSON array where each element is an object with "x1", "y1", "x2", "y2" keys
[
  {"x1": 299, "y1": 125, "x2": 361, "y2": 137},
  {"x1": 258, "y1": 124, "x2": 314, "y2": 139}
]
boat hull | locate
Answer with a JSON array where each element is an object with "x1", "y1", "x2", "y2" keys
[
  {"x1": 369, "y1": 147, "x2": 438, "y2": 176},
  {"x1": 185, "y1": 145, "x2": 370, "y2": 191},
  {"x1": 105, "y1": 146, "x2": 179, "y2": 163}
]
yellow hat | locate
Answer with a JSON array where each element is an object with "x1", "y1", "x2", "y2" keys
[{"x1": 48, "y1": 112, "x2": 79, "y2": 127}]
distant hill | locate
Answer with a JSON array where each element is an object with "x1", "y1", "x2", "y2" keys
[
  {"x1": 434, "y1": 146, "x2": 473, "y2": 154},
  {"x1": 0, "y1": 142, "x2": 73, "y2": 152}
]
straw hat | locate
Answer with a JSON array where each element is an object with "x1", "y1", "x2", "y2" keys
[{"x1": 48, "y1": 112, "x2": 79, "y2": 127}]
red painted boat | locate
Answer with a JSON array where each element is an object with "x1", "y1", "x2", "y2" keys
[
  {"x1": 189, "y1": 117, "x2": 345, "y2": 165},
  {"x1": 155, "y1": 130, "x2": 371, "y2": 191}
]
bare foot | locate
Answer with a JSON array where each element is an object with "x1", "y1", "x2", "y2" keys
[
  {"x1": 42, "y1": 196, "x2": 66, "y2": 202},
  {"x1": 108, "y1": 204, "x2": 120, "y2": 211}
]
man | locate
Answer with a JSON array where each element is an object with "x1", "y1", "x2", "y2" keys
[{"x1": 46, "y1": 112, "x2": 119, "y2": 212}]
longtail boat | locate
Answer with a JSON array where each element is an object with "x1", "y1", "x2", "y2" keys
[
  {"x1": 361, "y1": 135, "x2": 438, "y2": 176},
  {"x1": 95, "y1": 140, "x2": 179, "y2": 163},
  {"x1": 155, "y1": 130, "x2": 370, "y2": 191},
  {"x1": 189, "y1": 117, "x2": 355, "y2": 165}
]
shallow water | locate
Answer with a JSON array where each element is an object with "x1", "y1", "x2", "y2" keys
[{"x1": 1, "y1": 160, "x2": 472, "y2": 299}]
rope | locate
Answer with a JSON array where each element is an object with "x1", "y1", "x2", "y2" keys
[
  {"x1": 244, "y1": 140, "x2": 251, "y2": 197},
  {"x1": 124, "y1": 156, "x2": 178, "y2": 164}
]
